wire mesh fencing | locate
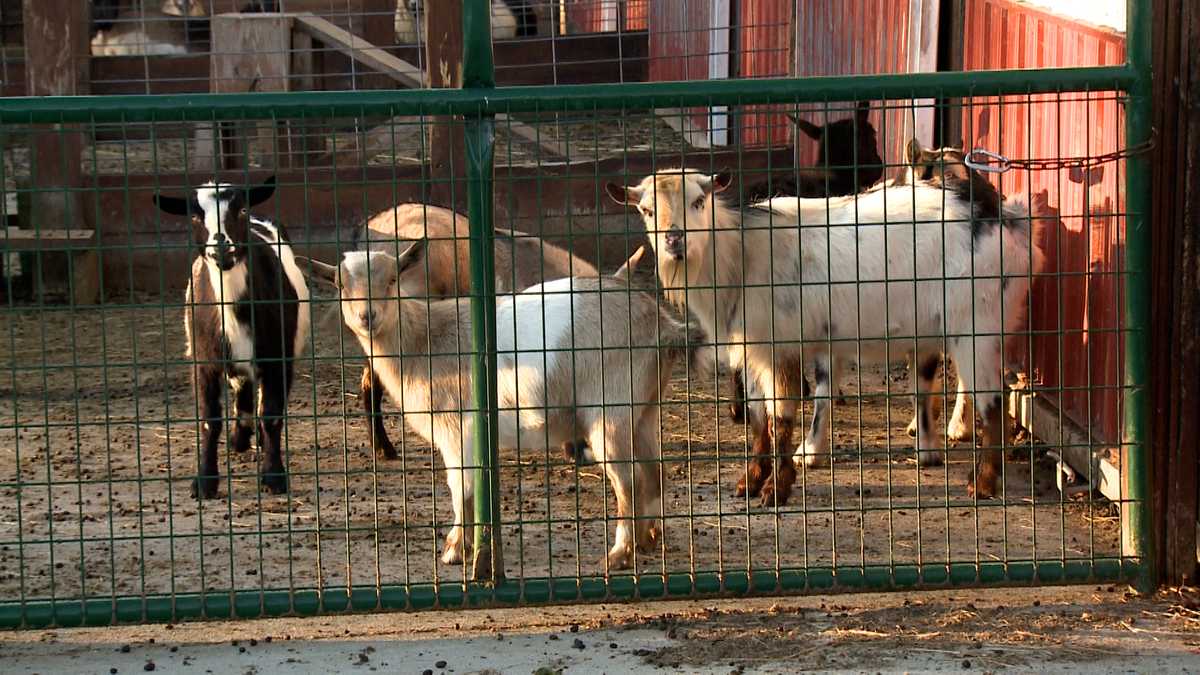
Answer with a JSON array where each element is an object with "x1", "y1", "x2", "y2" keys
[{"x1": 0, "y1": 0, "x2": 1152, "y2": 629}]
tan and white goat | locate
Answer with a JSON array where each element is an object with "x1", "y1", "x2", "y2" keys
[
  {"x1": 348, "y1": 202, "x2": 597, "y2": 461},
  {"x1": 300, "y1": 244, "x2": 691, "y2": 570},
  {"x1": 608, "y1": 167, "x2": 1044, "y2": 501}
]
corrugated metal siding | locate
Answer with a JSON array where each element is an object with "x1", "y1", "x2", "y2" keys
[
  {"x1": 647, "y1": 0, "x2": 921, "y2": 149},
  {"x1": 963, "y1": 0, "x2": 1126, "y2": 443},
  {"x1": 626, "y1": 0, "x2": 648, "y2": 30},
  {"x1": 647, "y1": 0, "x2": 715, "y2": 136},
  {"x1": 737, "y1": 0, "x2": 792, "y2": 147},
  {"x1": 564, "y1": 1, "x2": 647, "y2": 34},
  {"x1": 788, "y1": 0, "x2": 915, "y2": 160},
  {"x1": 648, "y1": 1, "x2": 712, "y2": 82}
]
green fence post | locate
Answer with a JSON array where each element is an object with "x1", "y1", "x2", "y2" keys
[
  {"x1": 1122, "y1": 0, "x2": 1157, "y2": 592},
  {"x1": 462, "y1": 0, "x2": 503, "y2": 584}
]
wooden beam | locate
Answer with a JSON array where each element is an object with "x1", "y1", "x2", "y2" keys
[
  {"x1": 294, "y1": 13, "x2": 566, "y2": 161},
  {"x1": 294, "y1": 14, "x2": 423, "y2": 88}
]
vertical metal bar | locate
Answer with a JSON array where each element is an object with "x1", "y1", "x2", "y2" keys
[
  {"x1": 1122, "y1": 0, "x2": 1156, "y2": 591},
  {"x1": 462, "y1": 0, "x2": 503, "y2": 583}
]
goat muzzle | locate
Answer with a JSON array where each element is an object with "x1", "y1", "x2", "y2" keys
[{"x1": 664, "y1": 231, "x2": 686, "y2": 260}]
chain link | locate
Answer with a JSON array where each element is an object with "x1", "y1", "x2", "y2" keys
[{"x1": 964, "y1": 131, "x2": 1156, "y2": 174}]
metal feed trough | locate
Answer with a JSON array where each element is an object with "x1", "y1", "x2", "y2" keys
[{"x1": 0, "y1": 0, "x2": 1153, "y2": 628}]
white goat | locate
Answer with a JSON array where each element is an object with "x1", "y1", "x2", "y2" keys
[
  {"x1": 348, "y1": 202, "x2": 598, "y2": 461},
  {"x1": 395, "y1": 0, "x2": 518, "y2": 44},
  {"x1": 299, "y1": 244, "x2": 692, "y2": 569},
  {"x1": 608, "y1": 168, "x2": 1043, "y2": 501}
]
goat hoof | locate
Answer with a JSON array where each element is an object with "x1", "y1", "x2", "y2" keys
[
  {"x1": 917, "y1": 450, "x2": 945, "y2": 467},
  {"x1": 905, "y1": 419, "x2": 918, "y2": 438},
  {"x1": 759, "y1": 482, "x2": 791, "y2": 508},
  {"x1": 946, "y1": 421, "x2": 973, "y2": 444},
  {"x1": 375, "y1": 438, "x2": 398, "y2": 461},
  {"x1": 441, "y1": 545, "x2": 463, "y2": 565},
  {"x1": 735, "y1": 476, "x2": 763, "y2": 499},
  {"x1": 260, "y1": 472, "x2": 288, "y2": 495},
  {"x1": 728, "y1": 401, "x2": 746, "y2": 424},
  {"x1": 606, "y1": 547, "x2": 633, "y2": 571},
  {"x1": 191, "y1": 476, "x2": 219, "y2": 500},
  {"x1": 967, "y1": 472, "x2": 999, "y2": 499},
  {"x1": 643, "y1": 526, "x2": 662, "y2": 548},
  {"x1": 231, "y1": 426, "x2": 254, "y2": 453}
]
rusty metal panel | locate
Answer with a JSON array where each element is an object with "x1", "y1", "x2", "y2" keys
[
  {"x1": 737, "y1": 0, "x2": 792, "y2": 147},
  {"x1": 646, "y1": 0, "x2": 718, "y2": 138},
  {"x1": 648, "y1": 0, "x2": 712, "y2": 82},
  {"x1": 782, "y1": 0, "x2": 915, "y2": 158},
  {"x1": 564, "y1": 1, "x2": 648, "y2": 33},
  {"x1": 626, "y1": 0, "x2": 648, "y2": 30},
  {"x1": 963, "y1": 0, "x2": 1126, "y2": 443}
]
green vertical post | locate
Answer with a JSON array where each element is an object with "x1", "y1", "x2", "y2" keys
[
  {"x1": 1122, "y1": 0, "x2": 1156, "y2": 592},
  {"x1": 462, "y1": 0, "x2": 503, "y2": 583}
]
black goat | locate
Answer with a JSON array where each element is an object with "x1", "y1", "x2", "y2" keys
[
  {"x1": 742, "y1": 101, "x2": 883, "y2": 202},
  {"x1": 154, "y1": 177, "x2": 309, "y2": 499}
]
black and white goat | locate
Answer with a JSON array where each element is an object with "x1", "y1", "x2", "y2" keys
[{"x1": 154, "y1": 176, "x2": 309, "y2": 498}]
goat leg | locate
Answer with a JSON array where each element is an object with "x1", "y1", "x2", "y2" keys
[
  {"x1": 967, "y1": 394, "x2": 1006, "y2": 499},
  {"x1": 728, "y1": 368, "x2": 747, "y2": 423},
  {"x1": 257, "y1": 368, "x2": 290, "y2": 495},
  {"x1": 758, "y1": 416, "x2": 797, "y2": 507},
  {"x1": 191, "y1": 366, "x2": 223, "y2": 499},
  {"x1": 361, "y1": 366, "x2": 397, "y2": 460},
  {"x1": 735, "y1": 415, "x2": 773, "y2": 499},
  {"x1": 230, "y1": 376, "x2": 255, "y2": 453}
]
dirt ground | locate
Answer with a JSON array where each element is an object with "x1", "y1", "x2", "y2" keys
[
  {"x1": 0, "y1": 284, "x2": 1121, "y2": 605},
  {"x1": 1, "y1": 586, "x2": 1198, "y2": 674}
]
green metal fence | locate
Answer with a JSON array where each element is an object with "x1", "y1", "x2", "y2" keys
[{"x1": 0, "y1": 0, "x2": 1153, "y2": 628}]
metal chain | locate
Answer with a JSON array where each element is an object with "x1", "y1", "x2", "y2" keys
[{"x1": 964, "y1": 132, "x2": 1157, "y2": 174}]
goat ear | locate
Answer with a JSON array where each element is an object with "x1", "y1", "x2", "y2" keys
[
  {"x1": 905, "y1": 138, "x2": 925, "y2": 166},
  {"x1": 794, "y1": 117, "x2": 822, "y2": 140},
  {"x1": 705, "y1": 170, "x2": 732, "y2": 195},
  {"x1": 153, "y1": 194, "x2": 192, "y2": 216},
  {"x1": 247, "y1": 175, "x2": 277, "y2": 207},
  {"x1": 612, "y1": 245, "x2": 646, "y2": 282},
  {"x1": 394, "y1": 238, "x2": 426, "y2": 274},
  {"x1": 295, "y1": 255, "x2": 340, "y2": 288},
  {"x1": 605, "y1": 182, "x2": 642, "y2": 206},
  {"x1": 855, "y1": 100, "x2": 871, "y2": 124}
]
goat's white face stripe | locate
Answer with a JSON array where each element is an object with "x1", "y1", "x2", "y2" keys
[{"x1": 195, "y1": 182, "x2": 235, "y2": 252}]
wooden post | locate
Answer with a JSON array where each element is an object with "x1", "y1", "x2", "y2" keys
[
  {"x1": 208, "y1": 13, "x2": 294, "y2": 171},
  {"x1": 936, "y1": 0, "x2": 966, "y2": 146},
  {"x1": 425, "y1": 1, "x2": 466, "y2": 211},
  {"x1": 21, "y1": 0, "x2": 97, "y2": 304},
  {"x1": 1149, "y1": 0, "x2": 1200, "y2": 586}
]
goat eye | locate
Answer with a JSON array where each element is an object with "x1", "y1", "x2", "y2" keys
[
  {"x1": 239, "y1": 207, "x2": 248, "y2": 217},
  {"x1": 640, "y1": 207, "x2": 654, "y2": 219},
  {"x1": 692, "y1": 196, "x2": 706, "y2": 210}
]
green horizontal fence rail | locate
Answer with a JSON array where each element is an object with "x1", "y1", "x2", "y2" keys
[{"x1": 0, "y1": 0, "x2": 1153, "y2": 628}]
